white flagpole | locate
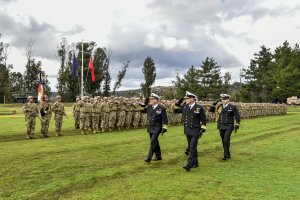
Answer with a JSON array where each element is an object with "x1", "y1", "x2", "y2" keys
[{"x1": 81, "y1": 40, "x2": 84, "y2": 99}]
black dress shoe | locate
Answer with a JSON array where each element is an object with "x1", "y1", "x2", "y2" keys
[
  {"x1": 152, "y1": 158, "x2": 162, "y2": 161},
  {"x1": 185, "y1": 151, "x2": 189, "y2": 156},
  {"x1": 183, "y1": 166, "x2": 190, "y2": 171},
  {"x1": 222, "y1": 157, "x2": 229, "y2": 161},
  {"x1": 144, "y1": 159, "x2": 151, "y2": 163}
]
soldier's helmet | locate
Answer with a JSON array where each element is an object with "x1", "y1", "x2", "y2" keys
[
  {"x1": 27, "y1": 96, "x2": 33, "y2": 100},
  {"x1": 56, "y1": 95, "x2": 62, "y2": 100},
  {"x1": 76, "y1": 97, "x2": 80, "y2": 101}
]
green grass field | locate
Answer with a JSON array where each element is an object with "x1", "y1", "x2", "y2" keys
[{"x1": 0, "y1": 104, "x2": 299, "y2": 200}]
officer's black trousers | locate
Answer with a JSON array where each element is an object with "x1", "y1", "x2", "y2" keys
[
  {"x1": 186, "y1": 135, "x2": 199, "y2": 167},
  {"x1": 219, "y1": 128, "x2": 233, "y2": 158},
  {"x1": 147, "y1": 133, "x2": 161, "y2": 160}
]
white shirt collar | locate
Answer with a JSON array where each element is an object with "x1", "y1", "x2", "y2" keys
[
  {"x1": 223, "y1": 103, "x2": 229, "y2": 108},
  {"x1": 152, "y1": 104, "x2": 159, "y2": 109},
  {"x1": 189, "y1": 102, "x2": 196, "y2": 109}
]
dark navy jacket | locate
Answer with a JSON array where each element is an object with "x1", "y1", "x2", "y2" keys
[
  {"x1": 209, "y1": 103, "x2": 241, "y2": 130},
  {"x1": 143, "y1": 104, "x2": 168, "y2": 134},
  {"x1": 175, "y1": 103, "x2": 206, "y2": 137}
]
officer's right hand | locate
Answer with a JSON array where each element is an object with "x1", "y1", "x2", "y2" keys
[
  {"x1": 199, "y1": 128, "x2": 205, "y2": 138},
  {"x1": 161, "y1": 128, "x2": 167, "y2": 136},
  {"x1": 212, "y1": 98, "x2": 221, "y2": 106},
  {"x1": 234, "y1": 124, "x2": 240, "y2": 133}
]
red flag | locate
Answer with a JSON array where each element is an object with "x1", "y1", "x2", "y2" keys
[
  {"x1": 89, "y1": 57, "x2": 96, "y2": 83},
  {"x1": 37, "y1": 82, "x2": 43, "y2": 102}
]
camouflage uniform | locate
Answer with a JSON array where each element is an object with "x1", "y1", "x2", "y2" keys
[
  {"x1": 80, "y1": 97, "x2": 91, "y2": 134},
  {"x1": 124, "y1": 99, "x2": 133, "y2": 129},
  {"x1": 52, "y1": 96, "x2": 67, "y2": 136},
  {"x1": 100, "y1": 98, "x2": 110, "y2": 132},
  {"x1": 72, "y1": 98, "x2": 81, "y2": 129},
  {"x1": 108, "y1": 100, "x2": 117, "y2": 131},
  {"x1": 22, "y1": 96, "x2": 39, "y2": 139},
  {"x1": 39, "y1": 96, "x2": 52, "y2": 137},
  {"x1": 91, "y1": 98, "x2": 101, "y2": 133},
  {"x1": 116, "y1": 100, "x2": 126, "y2": 130},
  {"x1": 132, "y1": 101, "x2": 141, "y2": 128}
]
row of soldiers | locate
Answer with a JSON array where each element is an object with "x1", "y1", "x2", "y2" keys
[
  {"x1": 73, "y1": 96, "x2": 288, "y2": 134},
  {"x1": 21, "y1": 95, "x2": 287, "y2": 139},
  {"x1": 22, "y1": 95, "x2": 66, "y2": 139}
]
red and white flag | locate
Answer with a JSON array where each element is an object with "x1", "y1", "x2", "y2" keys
[
  {"x1": 38, "y1": 81, "x2": 43, "y2": 102},
  {"x1": 89, "y1": 56, "x2": 96, "y2": 83}
]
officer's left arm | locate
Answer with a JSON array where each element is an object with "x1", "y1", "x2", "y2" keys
[
  {"x1": 161, "y1": 108, "x2": 168, "y2": 133},
  {"x1": 200, "y1": 106, "x2": 207, "y2": 131},
  {"x1": 233, "y1": 105, "x2": 241, "y2": 125}
]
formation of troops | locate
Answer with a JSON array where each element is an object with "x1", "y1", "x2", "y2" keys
[
  {"x1": 21, "y1": 94, "x2": 287, "y2": 139},
  {"x1": 21, "y1": 92, "x2": 288, "y2": 171}
]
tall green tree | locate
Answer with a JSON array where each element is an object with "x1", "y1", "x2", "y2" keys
[
  {"x1": 0, "y1": 34, "x2": 12, "y2": 102},
  {"x1": 223, "y1": 72, "x2": 231, "y2": 94},
  {"x1": 10, "y1": 71, "x2": 24, "y2": 93},
  {"x1": 173, "y1": 66, "x2": 199, "y2": 98},
  {"x1": 112, "y1": 61, "x2": 129, "y2": 94},
  {"x1": 242, "y1": 45, "x2": 273, "y2": 102},
  {"x1": 93, "y1": 47, "x2": 110, "y2": 96},
  {"x1": 141, "y1": 56, "x2": 156, "y2": 98},
  {"x1": 198, "y1": 57, "x2": 223, "y2": 99}
]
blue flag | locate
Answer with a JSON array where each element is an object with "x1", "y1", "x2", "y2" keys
[{"x1": 71, "y1": 54, "x2": 79, "y2": 78}]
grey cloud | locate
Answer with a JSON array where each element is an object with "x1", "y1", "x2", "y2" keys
[
  {"x1": 0, "y1": 13, "x2": 83, "y2": 60},
  {"x1": 106, "y1": 0, "x2": 270, "y2": 87},
  {"x1": 60, "y1": 25, "x2": 85, "y2": 36}
]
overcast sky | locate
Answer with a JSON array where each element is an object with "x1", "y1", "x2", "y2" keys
[{"x1": 1, "y1": 0, "x2": 300, "y2": 91}]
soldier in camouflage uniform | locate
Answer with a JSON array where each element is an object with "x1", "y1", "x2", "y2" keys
[
  {"x1": 72, "y1": 97, "x2": 81, "y2": 129},
  {"x1": 140, "y1": 98, "x2": 148, "y2": 128},
  {"x1": 108, "y1": 98, "x2": 117, "y2": 131},
  {"x1": 22, "y1": 96, "x2": 39, "y2": 139},
  {"x1": 91, "y1": 97, "x2": 101, "y2": 133},
  {"x1": 52, "y1": 95, "x2": 67, "y2": 136},
  {"x1": 39, "y1": 95, "x2": 52, "y2": 137},
  {"x1": 132, "y1": 99, "x2": 142, "y2": 128},
  {"x1": 89, "y1": 98, "x2": 94, "y2": 131},
  {"x1": 124, "y1": 98, "x2": 133, "y2": 129},
  {"x1": 116, "y1": 97, "x2": 126, "y2": 131},
  {"x1": 80, "y1": 96, "x2": 91, "y2": 134},
  {"x1": 100, "y1": 97, "x2": 110, "y2": 132}
]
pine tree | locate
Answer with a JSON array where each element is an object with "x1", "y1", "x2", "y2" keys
[{"x1": 141, "y1": 56, "x2": 156, "y2": 98}]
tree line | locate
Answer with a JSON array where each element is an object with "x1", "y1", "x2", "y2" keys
[{"x1": 0, "y1": 32, "x2": 299, "y2": 103}]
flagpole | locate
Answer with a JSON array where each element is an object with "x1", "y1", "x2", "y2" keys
[{"x1": 81, "y1": 40, "x2": 84, "y2": 99}]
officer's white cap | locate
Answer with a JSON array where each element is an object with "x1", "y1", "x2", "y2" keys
[
  {"x1": 220, "y1": 94, "x2": 231, "y2": 99},
  {"x1": 184, "y1": 91, "x2": 198, "y2": 101},
  {"x1": 149, "y1": 93, "x2": 160, "y2": 100}
]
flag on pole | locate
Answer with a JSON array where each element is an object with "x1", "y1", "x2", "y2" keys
[
  {"x1": 71, "y1": 53, "x2": 79, "y2": 78},
  {"x1": 89, "y1": 56, "x2": 96, "y2": 82},
  {"x1": 38, "y1": 81, "x2": 43, "y2": 102}
]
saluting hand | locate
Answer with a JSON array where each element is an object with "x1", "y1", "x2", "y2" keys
[{"x1": 212, "y1": 98, "x2": 221, "y2": 106}]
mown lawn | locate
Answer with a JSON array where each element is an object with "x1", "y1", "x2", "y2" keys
[{"x1": 0, "y1": 104, "x2": 299, "y2": 200}]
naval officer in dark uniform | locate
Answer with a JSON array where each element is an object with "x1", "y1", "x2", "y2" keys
[
  {"x1": 143, "y1": 93, "x2": 168, "y2": 163},
  {"x1": 174, "y1": 91, "x2": 206, "y2": 171},
  {"x1": 209, "y1": 94, "x2": 241, "y2": 160}
]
